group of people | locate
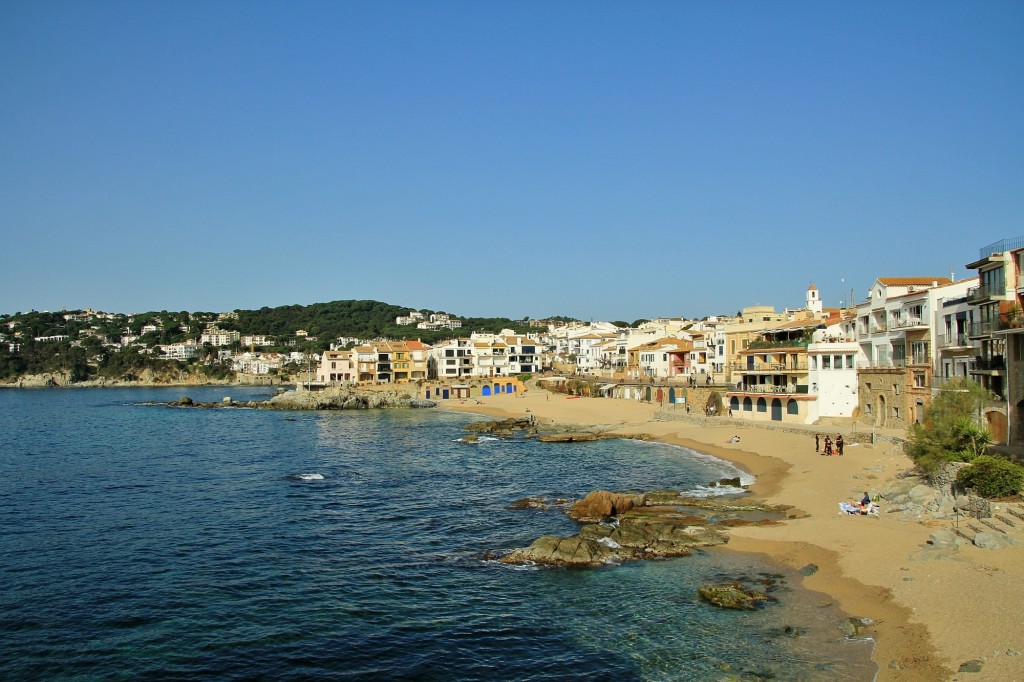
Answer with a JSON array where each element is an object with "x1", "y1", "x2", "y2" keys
[
  {"x1": 840, "y1": 491, "x2": 879, "y2": 516},
  {"x1": 815, "y1": 432, "x2": 844, "y2": 456}
]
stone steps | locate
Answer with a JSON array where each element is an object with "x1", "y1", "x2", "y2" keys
[{"x1": 952, "y1": 503, "x2": 1024, "y2": 549}]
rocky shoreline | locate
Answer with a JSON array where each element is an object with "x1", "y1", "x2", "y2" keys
[
  {"x1": 497, "y1": 488, "x2": 797, "y2": 568},
  {"x1": 144, "y1": 386, "x2": 438, "y2": 411}
]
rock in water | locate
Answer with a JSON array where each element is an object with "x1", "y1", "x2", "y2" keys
[
  {"x1": 500, "y1": 535, "x2": 617, "y2": 567},
  {"x1": 568, "y1": 491, "x2": 643, "y2": 521},
  {"x1": 698, "y1": 583, "x2": 772, "y2": 610}
]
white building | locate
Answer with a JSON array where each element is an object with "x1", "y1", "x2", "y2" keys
[
  {"x1": 806, "y1": 333, "x2": 862, "y2": 421},
  {"x1": 201, "y1": 328, "x2": 241, "y2": 346},
  {"x1": 161, "y1": 342, "x2": 200, "y2": 361}
]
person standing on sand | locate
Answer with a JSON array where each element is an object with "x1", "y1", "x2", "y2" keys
[
  {"x1": 836, "y1": 434, "x2": 844, "y2": 456},
  {"x1": 815, "y1": 434, "x2": 820, "y2": 453},
  {"x1": 823, "y1": 436, "x2": 832, "y2": 456}
]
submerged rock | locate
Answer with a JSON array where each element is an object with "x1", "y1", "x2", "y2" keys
[{"x1": 698, "y1": 582, "x2": 773, "y2": 610}]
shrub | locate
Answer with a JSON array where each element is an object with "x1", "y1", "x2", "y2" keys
[{"x1": 956, "y1": 455, "x2": 1024, "y2": 499}]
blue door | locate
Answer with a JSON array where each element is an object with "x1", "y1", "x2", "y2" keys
[{"x1": 482, "y1": 385, "x2": 492, "y2": 396}]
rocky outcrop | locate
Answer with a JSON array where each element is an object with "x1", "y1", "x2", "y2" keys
[
  {"x1": 267, "y1": 387, "x2": 433, "y2": 410},
  {"x1": 464, "y1": 418, "x2": 536, "y2": 437},
  {"x1": 568, "y1": 490, "x2": 644, "y2": 521},
  {"x1": 500, "y1": 535, "x2": 618, "y2": 567},
  {"x1": 499, "y1": 490, "x2": 784, "y2": 567},
  {"x1": 698, "y1": 582, "x2": 774, "y2": 610}
]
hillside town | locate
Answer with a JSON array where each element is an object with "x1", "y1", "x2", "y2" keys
[{"x1": 3, "y1": 237, "x2": 1023, "y2": 446}]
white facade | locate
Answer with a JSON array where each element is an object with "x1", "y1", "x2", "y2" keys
[
  {"x1": 806, "y1": 339, "x2": 861, "y2": 420},
  {"x1": 201, "y1": 328, "x2": 241, "y2": 346},
  {"x1": 161, "y1": 342, "x2": 199, "y2": 361},
  {"x1": 231, "y1": 352, "x2": 287, "y2": 375}
]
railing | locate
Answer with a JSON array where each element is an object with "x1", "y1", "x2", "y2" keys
[
  {"x1": 979, "y1": 237, "x2": 1024, "y2": 259},
  {"x1": 892, "y1": 318, "x2": 927, "y2": 329},
  {"x1": 746, "y1": 338, "x2": 809, "y2": 350},
  {"x1": 973, "y1": 355, "x2": 1006, "y2": 370},
  {"x1": 968, "y1": 285, "x2": 1004, "y2": 303},
  {"x1": 939, "y1": 333, "x2": 970, "y2": 348},
  {"x1": 870, "y1": 322, "x2": 887, "y2": 333},
  {"x1": 910, "y1": 354, "x2": 932, "y2": 365},
  {"x1": 968, "y1": 321, "x2": 995, "y2": 338},
  {"x1": 728, "y1": 384, "x2": 809, "y2": 395},
  {"x1": 730, "y1": 362, "x2": 808, "y2": 372}
]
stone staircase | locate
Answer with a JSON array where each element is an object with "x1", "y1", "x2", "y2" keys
[{"x1": 951, "y1": 502, "x2": 1024, "y2": 549}]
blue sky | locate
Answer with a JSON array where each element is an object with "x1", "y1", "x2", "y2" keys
[{"x1": 1, "y1": 0, "x2": 1021, "y2": 321}]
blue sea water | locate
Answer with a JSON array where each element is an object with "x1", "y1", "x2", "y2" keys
[{"x1": 0, "y1": 387, "x2": 876, "y2": 681}]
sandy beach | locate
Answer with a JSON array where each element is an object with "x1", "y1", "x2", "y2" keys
[{"x1": 445, "y1": 386, "x2": 1024, "y2": 682}]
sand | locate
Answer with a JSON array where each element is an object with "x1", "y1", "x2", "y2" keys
[{"x1": 444, "y1": 387, "x2": 1024, "y2": 682}]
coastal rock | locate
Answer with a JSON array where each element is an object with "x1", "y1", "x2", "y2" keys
[
  {"x1": 267, "y1": 387, "x2": 420, "y2": 411},
  {"x1": 839, "y1": 617, "x2": 874, "y2": 637},
  {"x1": 568, "y1": 491, "x2": 642, "y2": 521},
  {"x1": 465, "y1": 417, "x2": 533, "y2": 435},
  {"x1": 698, "y1": 583, "x2": 773, "y2": 610},
  {"x1": 499, "y1": 535, "x2": 618, "y2": 567},
  {"x1": 972, "y1": 532, "x2": 1022, "y2": 550},
  {"x1": 927, "y1": 530, "x2": 959, "y2": 548},
  {"x1": 538, "y1": 432, "x2": 603, "y2": 442},
  {"x1": 958, "y1": 660, "x2": 984, "y2": 673}
]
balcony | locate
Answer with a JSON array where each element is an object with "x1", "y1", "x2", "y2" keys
[
  {"x1": 869, "y1": 322, "x2": 887, "y2": 334},
  {"x1": 973, "y1": 355, "x2": 1006, "y2": 371},
  {"x1": 730, "y1": 361, "x2": 808, "y2": 372},
  {"x1": 728, "y1": 384, "x2": 809, "y2": 395},
  {"x1": 968, "y1": 285, "x2": 1005, "y2": 303},
  {"x1": 967, "y1": 321, "x2": 995, "y2": 338},
  {"x1": 746, "y1": 338, "x2": 809, "y2": 350},
  {"x1": 891, "y1": 317, "x2": 928, "y2": 330},
  {"x1": 939, "y1": 333, "x2": 971, "y2": 348}
]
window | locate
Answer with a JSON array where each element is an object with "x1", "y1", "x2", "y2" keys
[
  {"x1": 893, "y1": 406, "x2": 900, "y2": 419},
  {"x1": 811, "y1": 356, "x2": 817, "y2": 370},
  {"x1": 893, "y1": 384, "x2": 900, "y2": 395},
  {"x1": 914, "y1": 373, "x2": 926, "y2": 388},
  {"x1": 822, "y1": 355, "x2": 831, "y2": 369},
  {"x1": 846, "y1": 355, "x2": 855, "y2": 369},
  {"x1": 866, "y1": 403, "x2": 872, "y2": 414}
]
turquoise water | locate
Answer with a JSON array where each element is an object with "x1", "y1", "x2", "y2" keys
[{"x1": 0, "y1": 387, "x2": 876, "y2": 680}]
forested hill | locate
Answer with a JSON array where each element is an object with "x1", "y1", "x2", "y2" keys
[{"x1": 233, "y1": 300, "x2": 533, "y2": 342}]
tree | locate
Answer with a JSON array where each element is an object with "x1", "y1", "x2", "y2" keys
[{"x1": 905, "y1": 379, "x2": 994, "y2": 475}]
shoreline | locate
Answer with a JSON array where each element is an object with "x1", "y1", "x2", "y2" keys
[{"x1": 444, "y1": 388, "x2": 1024, "y2": 681}]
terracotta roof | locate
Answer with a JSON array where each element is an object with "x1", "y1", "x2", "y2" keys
[{"x1": 877, "y1": 277, "x2": 952, "y2": 287}]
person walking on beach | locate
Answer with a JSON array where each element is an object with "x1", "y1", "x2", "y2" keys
[
  {"x1": 823, "y1": 436, "x2": 833, "y2": 456},
  {"x1": 815, "y1": 434, "x2": 820, "y2": 453},
  {"x1": 836, "y1": 434, "x2": 844, "y2": 456}
]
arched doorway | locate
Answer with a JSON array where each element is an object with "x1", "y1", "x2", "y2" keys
[
  {"x1": 481, "y1": 385, "x2": 492, "y2": 397},
  {"x1": 787, "y1": 399, "x2": 799, "y2": 416},
  {"x1": 730, "y1": 396, "x2": 739, "y2": 412},
  {"x1": 743, "y1": 397, "x2": 752, "y2": 412},
  {"x1": 876, "y1": 395, "x2": 887, "y2": 427},
  {"x1": 506, "y1": 382, "x2": 514, "y2": 393},
  {"x1": 669, "y1": 387, "x2": 677, "y2": 403},
  {"x1": 771, "y1": 398, "x2": 783, "y2": 421},
  {"x1": 986, "y1": 410, "x2": 1008, "y2": 445}
]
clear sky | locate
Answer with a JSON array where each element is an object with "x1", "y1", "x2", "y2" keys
[{"x1": 1, "y1": 0, "x2": 1021, "y2": 321}]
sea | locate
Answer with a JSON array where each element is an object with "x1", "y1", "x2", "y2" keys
[{"x1": 0, "y1": 387, "x2": 877, "y2": 681}]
